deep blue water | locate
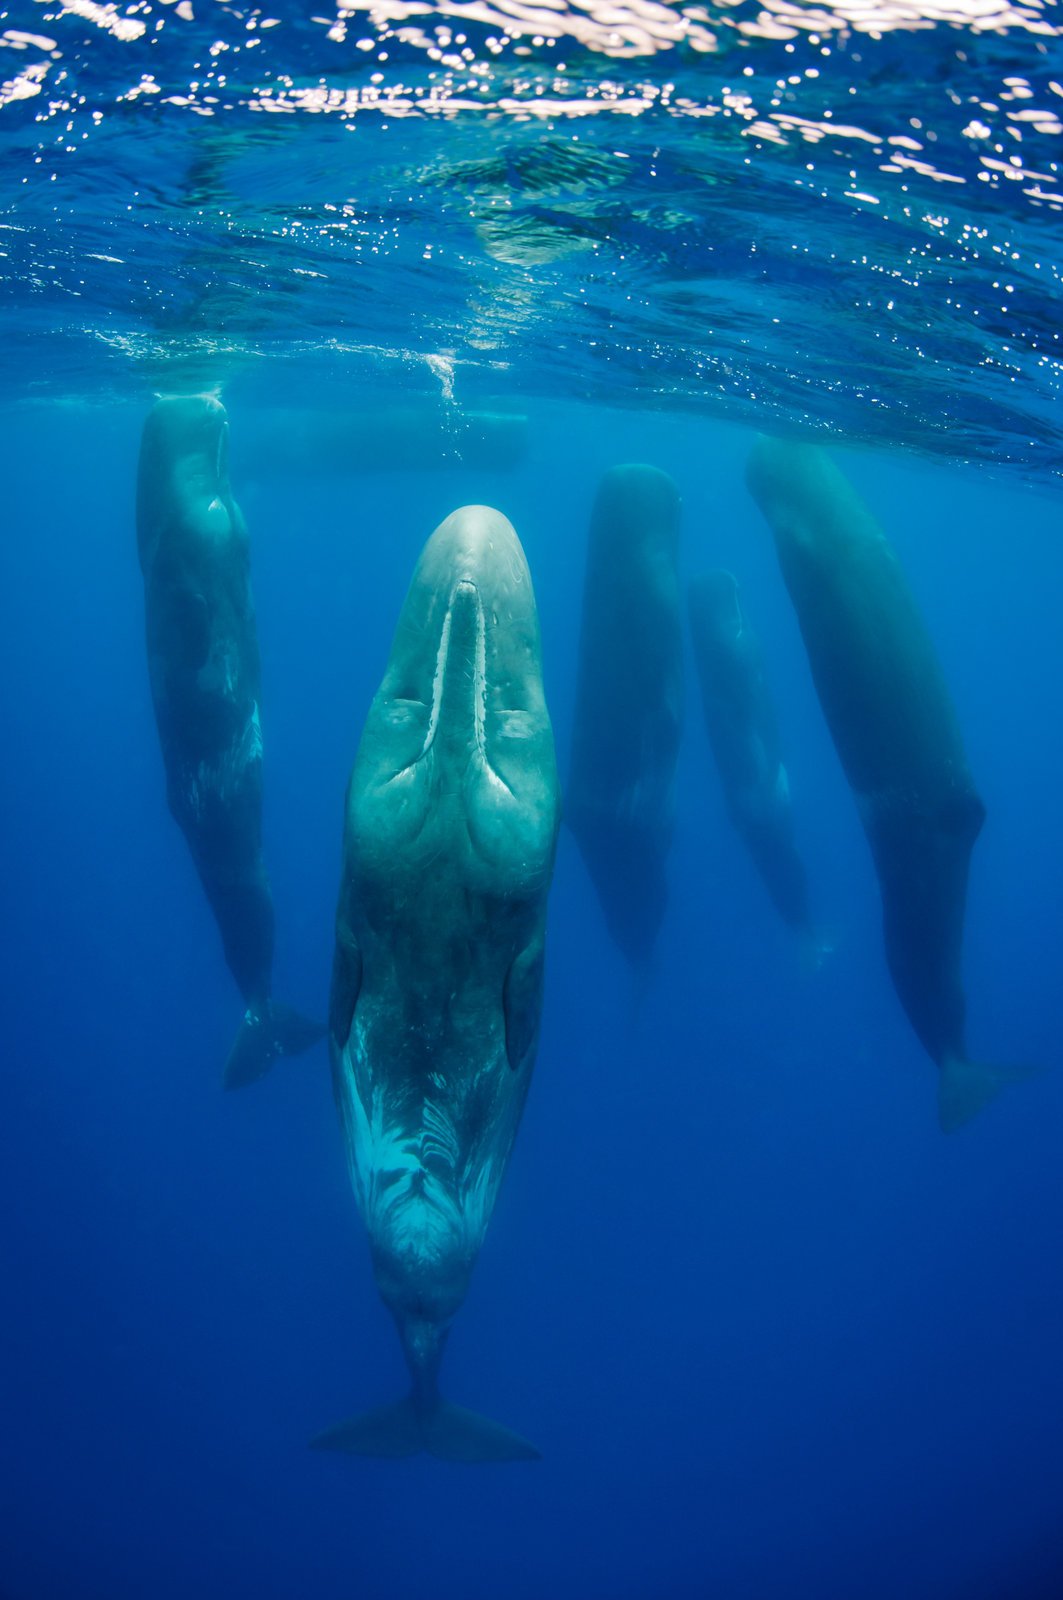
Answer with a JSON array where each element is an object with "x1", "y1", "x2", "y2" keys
[
  {"x1": 2, "y1": 394, "x2": 1062, "y2": 1598},
  {"x1": 3, "y1": 0, "x2": 1063, "y2": 1588}
]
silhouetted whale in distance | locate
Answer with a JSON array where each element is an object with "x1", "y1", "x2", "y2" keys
[
  {"x1": 747, "y1": 436, "x2": 1029, "y2": 1130},
  {"x1": 688, "y1": 569, "x2": 821, "y2": 959},
  {"x1": 137, "y1": 394, "x2": 323, "y2": 1089},
  {"x1": 568, "y1": 463, "x2": 683, "y2": 976}
]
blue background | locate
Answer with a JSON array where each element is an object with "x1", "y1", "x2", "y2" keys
[{"x1": 1, "y1": 396, "x2": 1061, "y2": 1598}]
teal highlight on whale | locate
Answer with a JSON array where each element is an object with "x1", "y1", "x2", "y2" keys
[{"x1": 320, "y1": 503, "x2": 560, "y2": 1461}]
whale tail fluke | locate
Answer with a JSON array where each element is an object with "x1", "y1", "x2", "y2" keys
[
  {"x1": 628, "y1": 958, "x2": 655, "y2": 1031},
  {"x1": 937, "y1": 1055, "x2": 1041, "y2": 1134},
  {"x1": 311, "y1": 1399, "x2": 422, "y2": 1458},
  {"x1": 223, "y1": 1001, "x2": 326, "y2": 1090},
  {"x1": 425, "y1": 1400, "x2": 540, "y2": 1463},
  {"x1": 798, "y1": 926, "x2": 836, "y2": 975},
  {"x1": 311, "y1": 1396, "x2": 540, "y2": 1463}
]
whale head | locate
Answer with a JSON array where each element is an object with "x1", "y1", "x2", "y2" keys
[
  {"x1": 136, "y1": 393, "x2": 233, "y2": 570},
  {"x1": 350, "y1": 504, "x2": 559, "y2": 900}
]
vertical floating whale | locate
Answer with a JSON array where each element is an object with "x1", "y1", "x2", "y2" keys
[
  {"x1": 567, "y1": 464, "x2": 683, "y2": 973},
  {"x1": 137, "y1": 395, "x2": 323, "y2": 1088},
  {"x1": 319, "y1": 505, "x2": 560, "y2": 1461},
  {"x1": 688, "y1": 570, "x2": 816, "y2": 951},
  {"x1": 747, "y1": 436, "x2": 1022, "y2": 1130}
]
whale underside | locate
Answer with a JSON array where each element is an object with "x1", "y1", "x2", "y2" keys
[
  {"x1": 747, "y1": 435, "x2": 1031, "y2": 1129},
  {"x1": 322, "y1": 504, "x2": 559, "y2": 1459}
]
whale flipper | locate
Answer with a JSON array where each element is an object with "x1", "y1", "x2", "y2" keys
[
  {"x1": 937, "y1": 1055, "x2": 1039, "y2": 1133},
  {"x1": 223, "y1": 1001, "x2": 325, "y2": 1090},
  {"x1": 311, "y1": 1397, "x2": 540, "y2": 1463},
  {"x1": 502, "y1": 935, "x2": 545, "y2": 1071}
]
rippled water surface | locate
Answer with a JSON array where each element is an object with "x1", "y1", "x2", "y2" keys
[
  {"x1": 1, "y1": 0, "x2": 1062, "y2": 475},
  {"x1": 4, "y1": 8, "x2": 1063, "y2": 1598}
]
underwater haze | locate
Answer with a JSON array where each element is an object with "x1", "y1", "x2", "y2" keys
[
  {"x1": 4, "y1": 399, "x2": 1063, "y2": 1599},
  {"x1": 2, "y1": 1, "x2": 1063, "y2": 1597}
]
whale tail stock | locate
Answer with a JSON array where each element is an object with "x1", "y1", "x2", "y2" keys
[
  {"x1": 223, "y1": 1001, "x2": 326, "y2": 1090},
  {"x1": 310, "y1": 1395, "x2": 540, "y2": 1463},
  {"x1": 937, "y1": 1054, "x2": 1042, "y2": 1134}
]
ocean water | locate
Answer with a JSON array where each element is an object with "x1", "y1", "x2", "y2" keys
[{"x1": 2, "y1": 3, "x2": 1063, "y2": 1598}]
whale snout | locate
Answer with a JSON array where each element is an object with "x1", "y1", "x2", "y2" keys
[
  {"x1": 142, "y1": 392, "x2": 228, "y2": 470},
  {"x1": 398, "y1": 506, "x2": 539, "y2": 707}
]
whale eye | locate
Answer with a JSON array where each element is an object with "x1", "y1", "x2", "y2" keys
[
  {"x1": 195, "y1": 496, "x2": 231, "y2": 544},
  {"x1": 494, "y1": 709, "x2": 536, "y2": 740},
  {"x1": 382, "y1": 699, "x2": 424, "y2": 728}
]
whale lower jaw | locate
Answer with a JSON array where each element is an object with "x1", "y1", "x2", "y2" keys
[
  {"x1": 388, "y1": 578, "x2": 513, "y2": 802},
  {"x1": 424, "y1": 581, "x2": 485, "y2": 759}
]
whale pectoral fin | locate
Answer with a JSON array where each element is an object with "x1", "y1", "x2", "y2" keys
[
  {"x1": 503, "y1": 935, "x2": 545, "y2": 1071},
  {"x1": 329, "y1": 926, "x2": 362, "y2": 1050},
  {"x1": 938, "y1": 1055, "x2": 1043, "y2": 1133}
]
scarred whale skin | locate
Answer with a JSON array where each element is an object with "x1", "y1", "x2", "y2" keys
[
  {"x1": 688, "y1": 569, "x2": 815, "y2": 945},
  {"x1": 747, "y1": 436, "x2": 1024, "y2": 1130},
  {"x1": 567, "y1": 464, "x2": 683, "y2": 972},
  {"x1": 136, "y1": 394, "x2": 322, "y2": 1088},
  {"x1": 319, "y1": 504, "x2": 560, "y2": 1462}
]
